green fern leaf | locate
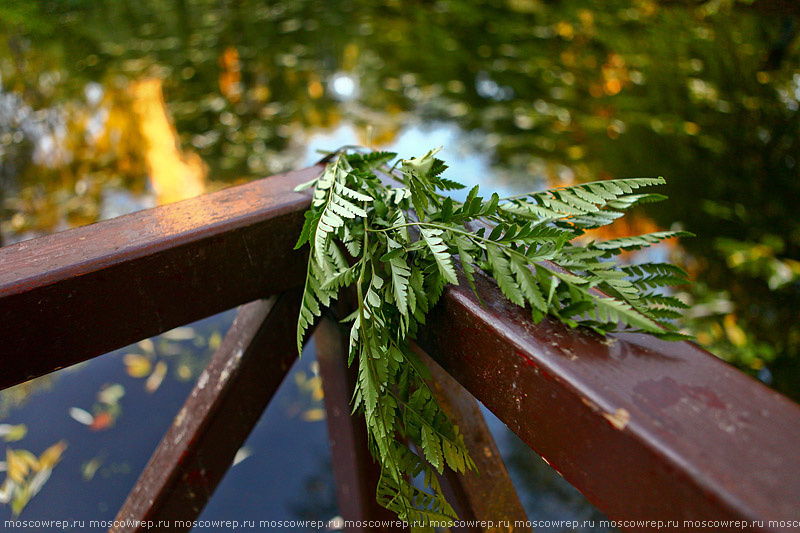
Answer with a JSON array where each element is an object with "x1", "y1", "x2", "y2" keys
[
  {"x1": 389, "y1": 256, "x2": 411, "y2": 316},
  {"x1": 485, "y1": 243, "x2": 525, "y2": 307},
  {"x1": 296, "y1": 148, "x2": 689, "y2": 523},
  {"x1": 509, "y1": 253, "x2": 547, "y2": 312},
  {"x1": 421, "y1": 426, "x2": 443, "y2": 474},
  {"x1": 420, "y1": 228, "x2": 458, "y2": 284},
  {"x1": 593, "y1": 231, "x2": 693, "y2": 252}
]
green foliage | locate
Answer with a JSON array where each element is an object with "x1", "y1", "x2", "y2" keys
[{"x1": 295, "y1": 147, "x2": 690, "y2": 526}]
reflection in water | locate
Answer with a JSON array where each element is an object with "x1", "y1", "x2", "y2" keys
[
  {"x1": 0, "y1": 311, "x2": 235, "y2": 523},
  {"x1": 131, "y1": 78, "x2": 207, "y2": 204},
  {"x1": 1, "y1": 440, "x2": 67, "y2": 517}
]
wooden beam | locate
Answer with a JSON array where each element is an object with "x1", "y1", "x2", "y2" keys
[
  {"x1": 419, "y1": 347, "x2": 531, "y2": 533},
  {"x1": 111, "y1": 291, "x2": 302, "y2": 532},
  {"x1": 416, "y1": 270, "x2": 800, "y2": 531},
  {"x1": 0, "y1": 165, "x2": 321, "y2": 390}
]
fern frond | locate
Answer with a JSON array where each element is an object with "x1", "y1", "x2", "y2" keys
[
  {"x1": 347, "y1": 150, "x2": 396, "y2": 170},
  {"x1": 508, "y1": 253, "x2": 547, "y2": 312},
  {"x1": 438, "y1": 177, "x2": 466, "y2": 190},
  {"x1": 641, "y1": 292, "x2": 690, "y2": 308},
  {"x1": 586, "y1": 291, "x2": 664, "y2": 334},
  {"x1": 296, "y1": 148, "x2": 690, "y2": 522},
  {"x1": 485, "y1": 243, "x2": 525, "y2": 307},
  {"x1": 389, "y1": 256, "x2": 411, "y2": 317},
  {"x1": 593, "y1": 231, "x2": 693, "y2": 253},
  {"x1": 421, "y1": 426, "x2": 443, "y2": 474},
  {"x1": 297, "y1": 259, "x2": 331, "y2": 354},
  {"x1": 500, "y1": 177, "x2": 666, "y2": 224},
  {"x1": 420, "y1": 227, "x2": 458, "y2": 284}
]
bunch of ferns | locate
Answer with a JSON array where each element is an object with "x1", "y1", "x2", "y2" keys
[{"x1": 294, "y1": 147, "x2": 690, "y2": 525}]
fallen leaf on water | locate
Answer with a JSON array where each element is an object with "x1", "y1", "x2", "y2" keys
[
  {"x1": 1, "y1": 441, "x2": 66, "y2": 516},
  {"x1": 208, "y1": 331, "x2": 222, "y2": 351},
  {"x1": 0, "y1": 425, "x2": 27, "y2": 443},
  {"x1": 16, "y1": 450, "x2": 38, "y2": 472},
  {"x1": 145, "y1": 361, "x2": 167, "y2": 393},
  {"x1": 157, "y1": 341, "x2": 182, "y2": 355},
  {"x1": 0, "y1": 479, "x2": 12, "y2": 504},
  {"x1": 311, "y1": 383, "x2": 324, "y2": 402},
  {"x1": 81, "y1": 456, "x2": 104, "y2": 481},
  {"x1": 162, "y1": 327, "x2": 195, "y2": 341},
  {"x1": 10, "y1": 485, "x2": 29, "y2": 516},
  {"x1": 124, "y1": 353, "x2": 152, "y2": 378},
  {"x1": 90, "y1": 412, "x2": 113, "y2": 431},
  {"x1": 98, "y1": 383, "x2": 125, "y2": 405},
  {"x1": 27, "y1": 468, "x2": 51, "y2": 496},
  {"x1": 301, "y1": 408, "x2": 326, "y2": 422},
  {"x1": 177, "y1": 364, "x2": 192, "y2": 381},
  {"x1": 6, "y1": 450, "x2": 29, "y2": 484},
  {"x1": 232, "y1": 447, "x2": 252, "y2": 467},
  {"x1": 137, "y1": 338, "x2": 155, "y2": 354},
  {"x1": 69, "y1": 407, "x2": 94, "y2": 426},
  {"x1": 38, "y1": 441, "x2": 67, "y2": 470}
]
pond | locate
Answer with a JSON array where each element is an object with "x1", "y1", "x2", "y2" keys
[{"x1": 1, "y1": 0, "x2": 798, "y2": 530}]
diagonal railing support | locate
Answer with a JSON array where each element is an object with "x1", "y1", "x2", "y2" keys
[
  {"x1": 418, "y1": 347, "x2": 531, "y2": 533},
  {"x1": 111, "y1": 290, "x2": 303, "y2": 532}
]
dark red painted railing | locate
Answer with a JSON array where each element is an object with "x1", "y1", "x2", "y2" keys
[{"x1": 2, "y1": 166, "x2": 799, "y2": 532}]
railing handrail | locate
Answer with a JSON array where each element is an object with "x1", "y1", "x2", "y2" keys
[
  {"x1": 2, "y1": 166, "x2": 799, "y2": 531},
  {"x1": 0, "y1": 165, "x2": 321, "y2": 388}
]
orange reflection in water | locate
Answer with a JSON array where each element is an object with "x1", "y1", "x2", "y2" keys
[{"x1": 130, "y1": 78, "x2": 207, "y2": 205}]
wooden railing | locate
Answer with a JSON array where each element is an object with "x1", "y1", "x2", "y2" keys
[{"x1": 2, "y1": 165, "x2": 799, "y2": 532}]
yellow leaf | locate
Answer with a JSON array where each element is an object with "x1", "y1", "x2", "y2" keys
[
  {"x1": 177, "y1": 365, "x2": 192, "y2": 381},
  {"x1": 305, "y1": 376, "x2": 322, "y2": 395},
  {"x1": 723, "y1": 314, "x2": 747, "y2": 347},
  {"x1": 124, "y1": 353, "x2": 152, "y2": 378},
  {"x1": 6, "y1": 449, "x2": 29, "y2": 484},
  {"x1": 15, "y1": 450, "x2": 39, "y2": 472},
  {"x1": 11, "y1": 483, "x2": 30, "y2": 516},
  {"x1": 38, "y1": 441, "x2": 67, "y2": 470},
  {"x1": 0, "y1": 424, "x2": 27, "y2": 443},
  {"x1": 145, "y1": 362, "x2": 167, "y2": 393},
  {"x1": 208, "y1": 332, "x2": 222, "y2": 351},
  {"x1": 98, "y1": 383, "x2": 125, "y2": 405},
  {"x1": 301, "y1": 408, "x2": 326, "y2": 422}
]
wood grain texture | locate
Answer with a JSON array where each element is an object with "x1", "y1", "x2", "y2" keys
[
  {"x1": 416, "y1": 270, "x2": 800, "y2": 532},
  {"x1": 420, "y1": 347, "x2": 532, "y2": 533},
  {"x1": 0, "y1": 165, "x2": 321, "y2": 390}
]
